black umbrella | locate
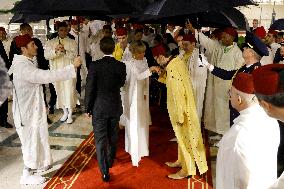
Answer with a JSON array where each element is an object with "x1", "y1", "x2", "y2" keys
[
  {"x1": 13, "y1": 0, "x2": 152, "y2": 16},
  {"x1": 9, "y1": 13, "x2": 54, "y2": 24},
  {"x1": 270, "y1": 18, "x2": 284, "y2": 30},
  {"x1": 144, "y1": 0, "x2": 256, "y2": 18},
  {"x1": 134, "y1": 8, "x2": 249, "y2": 30},
  {"x1": 12, "y1": 0, "x2": 152, "y2": 56}
]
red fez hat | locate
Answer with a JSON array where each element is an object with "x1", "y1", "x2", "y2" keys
[
  {"x1": 15, "y1": 34, "x2": 33, "y2": 48},
  {"x1": 254, "y1": 26, "x2": 266, "y2": 39},
  {"x1": 116, "y1": 27, "x2": 128, "y2": 36},
  {"x1": 0, "y1": 27, "x2": 6, "y2": 32},
  {"x1": 223, "y1": 27, "x2": 238, "y2": 38},
  {"x1": 252, "y1": 64, "x2": 284, "y2": 95},
  {"x1": 211, "y1": 29, "x2": 223, "y2": 40},
  {"x1": 76, "y1": 16, "x2": 85, "y2": 23},
  {"x1": 232, "y1": 73, "x2": 254, "y2": 94},
  {"x1": 70, "y1": 19, "x2": 79, "y2": 25},
  {"x1": 167, "y1": 23, "x2": 175, "y2": 27},
  {"x1": 151, "y1": 45, "x2": 166, "y2": 57},
  {"x1": 133, "y1": 24, "x2": 144, "y2": 30},
  {"x1": 103, "y1": 25, "x2": 112, "y2": 30},
  {"x1": 268, "y1": 29, "x2": 278, "y2": 35},
  {"x1": 182, "y1": 34, "x2": 196, "y2": 43},
  {"x1": 55, "y1": 21, "x2": 60, "y2": 25}
]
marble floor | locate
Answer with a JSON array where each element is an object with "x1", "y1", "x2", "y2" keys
[
  {"x1": 0, "y1": 103, "x2": 94, "y2": 189},
  {"x1": 0, "y1": 102, "x2": 217, "y2": 189}
]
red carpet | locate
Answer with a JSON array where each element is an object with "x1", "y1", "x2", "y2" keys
[{"x1": 44, "y1": 107, "x2": 213, "y2": 189}]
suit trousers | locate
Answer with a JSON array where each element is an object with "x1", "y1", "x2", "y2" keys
[
  {"x1": 42, "y1": 83, "x2": 57, "y2": 108},
  {"x1": 92, "y1": 117, "x2": 119, "y2": 175},
  {"x1": 76, "y1": 67, "x2": 81, "y2": 95},
  {"x1": 0, "y1": 99, "x2": 8, "y2": 124}
]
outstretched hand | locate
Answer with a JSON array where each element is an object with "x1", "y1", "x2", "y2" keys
[
  {"x1": 149, "y1": 66, "x2": 161, "y2": 74},
  {"x1": 73, "y1": 56, "x2": 82, "y2": 68}
]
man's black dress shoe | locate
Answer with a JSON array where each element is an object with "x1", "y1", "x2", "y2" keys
[
  {"x1": 108, "y1": 159, "x2": 114, "y2": 168},
  {"x1": 47, "y1": 117, "x2": 52, "y2": 124},
  {"x1": 49, "y1": 106, "x2": 54, "y2": 114},
  {"x1": 102, "y1": 173, "x2": 110, "y2": 182}
]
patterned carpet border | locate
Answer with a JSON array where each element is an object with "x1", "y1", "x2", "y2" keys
[
  {"x1": 44, "y1": 132, "x2": 96, "y2": 189},
  {"x1": 45, "y1": 125, "x2": 213, "y2": 189}
]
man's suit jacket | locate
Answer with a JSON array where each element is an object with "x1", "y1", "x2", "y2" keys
[
  {"x1": 85, "y1": 56, "x2": 126, "y2": 119},
  {"x1": 0, "y1": 41, "x2": 9, "y2": 69}
]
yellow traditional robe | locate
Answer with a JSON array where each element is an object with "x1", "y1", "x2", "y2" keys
[
  {"x1": 113, "y1": 43, "x2": 132, "y2": 62},
  {"x1": 113, "y1": 43, "x2": 124, "y2": 61},
  {"x1": 181, "y1": 51, "x2": 192, "y2": 67},
  {"x1": 165, "y1": 56, "x2": 208, "y2": 175}
]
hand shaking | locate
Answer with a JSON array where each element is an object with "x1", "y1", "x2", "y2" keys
[{"x1": 149, "y1": 66, "x2": 161, "y2": 74}]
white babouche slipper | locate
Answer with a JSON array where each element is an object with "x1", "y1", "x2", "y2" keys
[{"x1": 20, "y1": 169, "x2": 46, "y2": 185}]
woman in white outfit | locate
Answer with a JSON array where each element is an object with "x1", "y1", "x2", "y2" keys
[{"x1": 122, "y1": 40, "x2": 160, "y2": 166}]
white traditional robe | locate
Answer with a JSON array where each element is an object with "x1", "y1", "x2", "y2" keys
[
  {"x1": 121, "y1": 44, "x2": 132, "y2": 62},
  {"x1": 9, "y1": 55, "x2": 76, "y2": 169},
  {"x1": 89, "y1": 29, "x2": 105, "y2": 61},
  {"x1": 89, "y1": 20, "x2": 105, "y2": 36},
  {"x1": 180, "y1": 48, "x2": 207, "y2": 122},
  {"x1": 261, "y1": 47, "x2": 274, "y2": 65},
  {"x1": 122, "y1": 57, "x2": 151, "y2": 166},
  {"x1": 271, "y1": 42, "x2": 281, "y2": 58},
  {"x1": 216, "y1": 104, "x2": 280, "y2": 189},
  {"x1": 44, "y1": 37, "x2": 77, "y2": 109},
  {"x1": 2, "y1": 38, "x2": 12, "y2": 56},
  {"x1": 195, "y1": 30, "x2": 244, "y2": 134}
]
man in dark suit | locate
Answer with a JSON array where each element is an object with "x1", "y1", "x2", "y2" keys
[{"x1": 85, "y1": 37, "x2": 126, "y2": 182}]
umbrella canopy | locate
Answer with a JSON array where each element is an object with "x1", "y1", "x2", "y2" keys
[
  {"x1": 9, "y1": 13, "x2": 54, "y2": 23},
  {"x1": 134, "y1": 8, "x2": 249, "y2": 30},
  {"x1": 13, "y1": 0, "x2": 152, "y2": 16},
  {"x1": 270, "y1": 18, "x2": 284, "y2": 30},
  {"x1": 144, "y1": 0, "x2": 256, "y2": 17}
]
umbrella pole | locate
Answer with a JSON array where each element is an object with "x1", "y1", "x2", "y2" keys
[
  {"x1": 46, "y1": 19, "x2": 51, "y2": 39},
  {"x1": 259, "y1": 5, "x2": 262, "y2": 26},
  {"x1": 77, "y1": 21, "x2": 80, "y2": 56},
  {"x1": 195, "y1": 16, "x2": 203, "y2": 68},
  {"x1": 271, "y1": 1, "x2": 276, "y2": 25}
]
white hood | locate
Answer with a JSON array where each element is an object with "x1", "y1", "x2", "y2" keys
[{"x1": 8, "y1": 54, "x2": 36, "y2": 75}]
